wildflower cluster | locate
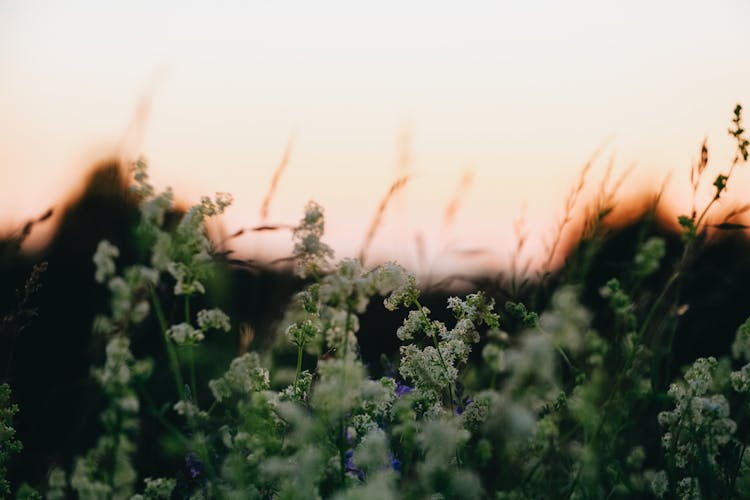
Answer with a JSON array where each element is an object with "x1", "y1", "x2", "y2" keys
[
  {"x1": 51, "y1": 159, "x2": 237, "y2": 499},
  {"x1": 208, "y1": 352, "x2": 270, "y2": 402},
  {"x1": 92, "y1": 241, "x2": 158, "y2": 334},
  {"x1": 655, "y1": 356, "x2": 743, "y2": 497},
  {"x1": 292, "y1": 201, "x2": 334, "y2": 278},
  {"x1": 164, "y1": 308, "x2": 232, "y2": 346},
  {"x1": 6, "y1": 106, "x2": 750, "y2": 499},
  {"x1": 633, "y1": 236, "x2": 666, "y2": 278},
  {"x1": 133, "y1": 157, "x2": 232, "y2": 296},
  {"x1": 70, "y1": 336, "x2": 154, "y2": 498},
  {"x1": 396, "y1": 292, "x2": 498, "y2": 410},
  {"x1": 282, "y1": 237, "x2": 420, "y2": 415}
]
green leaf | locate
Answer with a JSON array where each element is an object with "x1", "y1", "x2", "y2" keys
[{"x1": 713, "y1": 174, "x2": 728, "y2": 196}]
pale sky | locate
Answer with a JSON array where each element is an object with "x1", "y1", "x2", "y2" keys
[{"x1": 1, "y1": 0, "x2": 749, "y2": 275}]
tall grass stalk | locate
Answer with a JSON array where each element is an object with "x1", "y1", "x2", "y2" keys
[{"x1": 358, "y1": 175, "x2": 410, "y2": 265}]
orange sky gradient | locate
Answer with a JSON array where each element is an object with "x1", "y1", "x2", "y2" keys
[{"x1": 1, "y1": 1, "x2": 750, "y2": 276}]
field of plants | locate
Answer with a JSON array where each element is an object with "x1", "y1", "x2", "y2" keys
[{"x1": 2, "y1": 105, "x2": 750, "y2": 499}]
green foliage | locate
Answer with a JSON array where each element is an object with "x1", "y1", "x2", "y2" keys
[
  {"x1": 5, "y1": 105, "x2": 750, "y2": 498},
  {"x1": 634, "y1": 236, "x2": 666, "y2": 278},
  {"x1": 132, "y1": 477, "x2": 176, "y2": 499},
  {"x1": 0, "y1": 384, "x2": 22, "y2": 497},
  {"x1": 678, "y1": 215, "x2": 697, "y2": 242},
  {"x1": 505, "y1": 301, "x2": 539, "y2": 328}
]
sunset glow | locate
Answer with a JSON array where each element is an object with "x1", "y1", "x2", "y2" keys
[{"x1": 2, "y1": 0, "x2": 749, "y2": 274}]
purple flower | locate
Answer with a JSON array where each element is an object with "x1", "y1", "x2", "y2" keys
[
  {"x1": 389, "y1": 454, "x2": 402, "y2": 472},
  {"x1": 344, "y1": 449, "x2": 365, "y2": 481},
  {"x1": 185, "y1": 453, "x2": 203, "y2": 479},
  {"x1": 395, "y1": 382, "x2": 413, "y2": 397},
  {"x1": 454, "y1": 397, "x2": 474, "y2": 415}
]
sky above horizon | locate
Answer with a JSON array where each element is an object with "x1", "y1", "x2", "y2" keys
[{"x1": 1, "y1": 0, "x2": 749, "y2": 275}]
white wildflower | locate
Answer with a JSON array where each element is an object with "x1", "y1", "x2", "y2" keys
[
  {"x1": 167, "y1": 261, "x2": 206, "y2": 296},
  {"x1": 292, "y1": 201, "x2": 334, "y2": 277},
  {"x1": 676, "y1": 477, "x2": 701, "y2": 500},
  {"x1": 117, "y1": 396, "x2": 140, "y2": 413},
  {"x1": 46, "y1": 468, "x2": 67, "y2": 500},
  {"x1": 141, "y1": 477, "x2": 176, "y2": 499},
  {"x1": 173, "y1": 400, "x2": 208, "y2": 421},
  {"x1": 93, "y1": 240, "x2": 119, "y2": 284},
  {"x1": 659, "y1": 357, "x2": 737, "y2": 478},
  {"x1": 197, "y1": 308, "x2": 231, "y2": 332},
  {"x1": 139, "y1": 188, "x2": 173, "y2": 227},
  {"x1": 646, "y1": 470, "x2": 668, "y2": 498},
  {"x1": 383, "y1": 273, "x2": 418, "y2": 311},
  {"x1": 730, "y1": 364, "x2": 750, "y2": 392},
  {"x1": 397, "y1": 309, "x2": 427, "y2": 341},
  {"x1": 167, "y1": 323, "x2": 204, "y2": 345},
  {"x1": 286, "y1": 319, "x2": 320, "y2": 347},
  {"x1": 482, "y1": 343, "x2": 506, "y2": 373},
  {"x1": 208, "y1": 353, "x2": 270, "y2": 402}
]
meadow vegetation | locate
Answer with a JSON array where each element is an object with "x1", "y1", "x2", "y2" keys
[{"x1": 2, "y1": 105, "x2": 750, "y2": 499}]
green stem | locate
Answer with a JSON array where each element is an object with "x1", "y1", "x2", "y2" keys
[
  {"x1": 694, "y1": 159, "x2": 738, "y2": 231},
  {"x1": 641, "y1": 159, "x2": 740, "y2": 342},
  {"x1": 151, "y1": 288, "x2": 168, "y2": 337},
  {"x1": 152, "y1": 294, "x2": 215, "y2": 483},
  {"x1": 337, "y1": 304, "x2": 355, "y2": 484},
  {"x1": 185, "y1": 295, "x2": 198, "y2": 400},
  {"x1": 294, "y1": 342, "x2": 304, "y2": 392},
  {"x1": 415, "y1": 299, "x2": 454, "y2": 412},
  {"x1": 339, "y1": 418, "x2": 347, "y2": 485},
  {"x1": 106, "y1": 404, "x2": 124, "y2": 490},
  {"x1": 184, "y1": 294, "x2": 191, "y2": 324},
  {"x1": 537, "y1": 323, "x2": 576, "y2": 373},
  {"x1": 195, "y1": 432, "x2": 218, "y2": 483},
  {"x1": 638, "y1": 269, "x2": 680, "y2": 340},
  {"x1": 731, "y1": 443, "x2": 746, "y2": 496},
  {"x1": 588, "y1": 311, "x2": 652, "y2": 447},
  {"x1": 342, "y1": 305, "x2": 352, "y2": 360},
  {"x1": 151, "y1": 289, "x2": 184, "y2": 400},
  {"x1": 138, "y1": 381, "x2": 191, "y2": 447},
  {"x1": 188, "y1": 346, "x2": 198, "y2": 404}
]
